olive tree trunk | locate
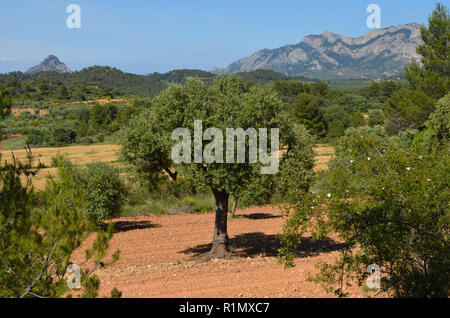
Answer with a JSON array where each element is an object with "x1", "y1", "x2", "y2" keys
[{"x1": 210, "y1": 188, "x2": 230, "y2": 258}]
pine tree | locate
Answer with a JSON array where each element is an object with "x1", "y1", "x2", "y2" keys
[
  {"x1": 404, "y1": 3, "x2": 449, "y2": 99},
  {"x1": 291, "y1": 93, "x2": 326, "y2": 137}
]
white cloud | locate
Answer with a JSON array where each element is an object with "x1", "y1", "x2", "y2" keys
[{"x1": 0, "y1": 56, "x2": 20, "y2": 62}]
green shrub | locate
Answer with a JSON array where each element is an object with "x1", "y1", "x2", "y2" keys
[
  {"x1": 51, "y1": 127, "x2": 77, "y2": 145},
  {"x1": 368, "y1": 109, "x2": 385, "y2": 127},
  {"x1": 76, "y1": 162, "x2": 128, "y2": 224},
  {"x1": 50, "y1": 154, "x2": 72, "y2": 168},
  {"x1": 0, "y1": 89, "x2": 12, "y2": 119},
  {"x1": 81, "y1": 136, "x2": 94, "y2": 145},
  {"x1": 326, "y1": 120, "x2": 346, "y2": 141},
  {"x1": 25, "y1": 129, "x2": 47, "y2": 146},
  {"x1": 280, "y1": 127, "x2": 449, "y2": 298}
]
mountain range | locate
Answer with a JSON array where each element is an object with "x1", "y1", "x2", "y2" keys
[
  {"x1": 212, "y1": 23, "x2": 423, "y2": 80},
  {"x1": 19, "y1": 23, "x2": 423, "y2": 81},
  {"x1": 25, "y1": 55, "x2": 72, "y2": 74}
]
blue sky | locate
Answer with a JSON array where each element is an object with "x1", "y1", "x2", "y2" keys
[{"x1": 0, "y1": 0, "x2": 441, "y2": 74}]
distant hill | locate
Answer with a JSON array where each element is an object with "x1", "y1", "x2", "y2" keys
[
  {"x1": 213, "y1": 23, "x2": 423, "y2": 80},
  {"x1": 2, "y1": 66, "x2": 165, "y2": 97},
  {"x1": 25, "y1": 55, "x2": 72, "y2": 74},
  {"x1": 150, "y1": 69, "x2": 217, "y2": 83},
  {"x1": 1, "y1": 67, "x2": 314, "y2": 97}
]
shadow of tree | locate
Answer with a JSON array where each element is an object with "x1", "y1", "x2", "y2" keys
[
  {"x1": 180, "y1": 232, "x2": 344, "y2": 258},
  {"x1": 112, "y1": 220, "x2": 161, "y2": 233},
  {"x1": 241, "y1": 213, "x2": 281, "y2": 220}
]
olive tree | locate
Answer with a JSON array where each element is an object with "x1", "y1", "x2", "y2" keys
[{"x1": 120, "y1": 75, "x2": 315, "y2": 258}]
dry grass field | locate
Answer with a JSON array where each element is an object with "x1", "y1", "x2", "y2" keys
[
  {"x1": 11, "y1": 108, "x2": 49, "y2": 116},
  {"x1": 1, "y1": 143, "x2": 334, "y2": 189},
  {"x1": 313, "y1": 144, "x2": 335, "y2": 171},
  {"x1": 0, "y1": 144, "x2": 121, "y2": 189}
]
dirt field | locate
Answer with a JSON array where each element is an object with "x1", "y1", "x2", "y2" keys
[
  {"x1": 11, "y1": 108, "x2": 49, "y2": 116},
  {"x1": 71, "y1": 205, "x2": 370, "y2": 298}
]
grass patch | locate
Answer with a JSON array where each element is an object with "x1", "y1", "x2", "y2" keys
[
  {"x1": 0, "y1": 136, "x2": 27, "y2": 150},
  {"x1": 121, "y1": 192, "x2": 216, "y2": 217},
  {"x1": 314, "y1": 152, "x2": 335, "y2": 157},
  {"x1": 327, "y1": 80, "x2": 373, "y2": 91}
]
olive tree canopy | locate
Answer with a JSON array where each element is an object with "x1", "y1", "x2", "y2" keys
[{"x1": 120, "y1": 75, "x2": 315, "y2": 258}]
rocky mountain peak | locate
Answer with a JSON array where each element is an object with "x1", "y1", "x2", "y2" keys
[
  {"x1": 25, "y1": 55, "x2": 72, "y2": 74},
  {"x1": 213, "y1": 23, "x2": 424, "y2": 80}
]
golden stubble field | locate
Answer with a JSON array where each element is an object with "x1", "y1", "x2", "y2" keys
[
  {"x1": 0, "y1": 144, "x2": 121, "y2": 189},
  {"x1": 314, "y1": 144, "x2": 335, "y2": 172},
  {"x1": 0, "y1": 143, "x2": 334, "y2": 190}
]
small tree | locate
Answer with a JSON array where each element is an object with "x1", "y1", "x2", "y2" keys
[
  {"x1": 326, "y1": 120, "x2": 346, "y2": 141},
  {"x1": 0, "y1": 89, "x2": 12, "y2": 119},
  {"x1": 51, "y1": 127, "x2": 77, "y2": 145},
  {"x1": 291, "y1": 93, "x2": 326, "y2": 137},
  {"x1": 120, "y1": 76, "x2": 315, "y2": 258},
  {"x1": 417, "y1": 93, "x2": 450, "y2": 149},
  {"x1": 386, "y1": 89, "x2": 436, "y2": 130},
  {"x1": 75, "y1": 162, "x2": 128, "y2": 225},
  {"x1": 368, "y1": 109, "x2": 384, "y2": 127},
  {"x1": 348, "y1": 112, "x2": 366, "y2": 128}
]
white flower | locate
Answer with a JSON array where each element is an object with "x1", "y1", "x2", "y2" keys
[
  {"x1": 427, "y1": 178, "x2": 431, "y2": 182},
  {"x1": 350, "y1": 160, "x2": 354, "y2": 163},
  {"x1": 406, "y1": 167, "x2": 411, "y2": 171},
  {"x1": 367, "y1": 157, "x2": 371, "y2": 161},
  {"x1": 327, "y1": 193, "x2": 332, "y2": 198}
]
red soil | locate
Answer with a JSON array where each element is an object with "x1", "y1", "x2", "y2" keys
[{"x1": 71, "y1": 206, "x2": 372, "y2": 298}]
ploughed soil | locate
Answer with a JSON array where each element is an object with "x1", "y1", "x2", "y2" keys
[{"x1": 71, "y1": 205, "x2": 372, "y2": 298}]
